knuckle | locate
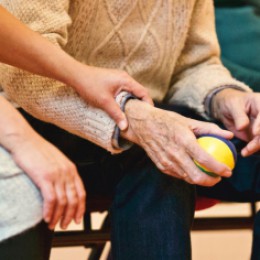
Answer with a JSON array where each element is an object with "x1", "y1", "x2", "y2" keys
[
  {"x1": 164, "y1": 162, "x2": 174, "y2": 172},
  {"x1": 119, "y1": 72, "x2": 131, "y2": 84},
  {"x1": 208, "y1": 122, "x2": 220, "y2": 129},
  {"x1": 181, "y1": 137, "x2": 194, "y2": 148},
  {"x1": 99, "y1": 94, "x2": 110, "y2": 104},
  {"x1": 46, "y1": 195, "x2": 56, "y2": 205},
  {"x1": 159, "y1": 158, "x2": 169, "y2": 168},
  {"x1": 195, "y1": 154, "x2": 209, "y2": 166},
  {"x1": 120, "y1": 71, "x2": 129, "y2": 79},
  {"x1": 155, "y1": 161, "x2": 165, "y2": 172},
  {"x1": 59, "y1": 197, "x2": 67, "y2": 207},
  {"x1": 69, "y1": 197, "x2": 78, "y2": 207},
  {"x1": 190, "y1": 174, "x2": 203, "y2": 184},
  {"x1": 70, "y1": 162, "x2": 78, "y2": 173},
  {"x1": 79, "y1": 191, "x2": 87, "y2": 201},
  {"x1": 43, "y1": 170, "x2": 55, "y2": 181},
  {"x1": 158, "y1": 164, "x2": 166, "y2": 172},
  {"x1": 46, "y1": 166, "x2": 63, "y2": 179},
  {"x1": 61, "y1": 163, "x2": 72, "y2": 173}
]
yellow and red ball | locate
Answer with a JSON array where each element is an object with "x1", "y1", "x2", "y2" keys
[{"x1": 195, "y1": 134, "x2": 237, "y2": 177}]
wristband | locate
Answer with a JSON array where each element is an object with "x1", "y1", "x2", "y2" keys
[{"x1": 112, "y1": 92, "x2": 137, "y2": 150}]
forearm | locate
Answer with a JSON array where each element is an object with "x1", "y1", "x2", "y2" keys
[
  {"x1": 166, "y1": 0, "x2": 251, "y2": 116},
  {"x1": 0, "y1": 1, "x2": 121, "y2": 153},
  {"x1": 0, "y1": 65, "x2": 120, "y2": 152},
  {"x1": 0, "y1": 5, "x2": 87, "y2": 89}
]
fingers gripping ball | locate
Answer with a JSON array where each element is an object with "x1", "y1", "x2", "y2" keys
[{"x1": 195, "y1": 134, "x2": 237, "y2": 177}]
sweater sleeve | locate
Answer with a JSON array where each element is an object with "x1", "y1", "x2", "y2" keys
[
  {"x1": 0, "y1": 0, "x2": 121, "y2": 154},
  {"x1": 165, "y1": 0, "x2": 252, "y2": 117}
]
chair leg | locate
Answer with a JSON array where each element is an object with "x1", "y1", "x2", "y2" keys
[
  {"x1": 87, "y1": 213, "x2": 111, "y2": 260},
  {"x1": 88, "y1": 245, "x2": 107, "y2": 260}
]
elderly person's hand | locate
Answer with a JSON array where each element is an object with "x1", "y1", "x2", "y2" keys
[
  {"x1": 211, "y1": 88, "x2": 260, "y2": 157},
  {"x1": 121, "y1": 99, "x2": 234, "y2": 187},
  {"x1": 6, "y1": 129, "x2": 86, "y2": 231}
]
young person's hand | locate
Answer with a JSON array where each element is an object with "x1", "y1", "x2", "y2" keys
[
  {"x1": 0, "y1": 96, "x2": 86, "y2": 231},
  {"x1": 69, "y1": 65, "x2": 153, "y2": 130},
  {"x1": 8, "y1": 129, "x2": 86, "y2": 230},
  {"x1": 0, "y1": 5, "x2": 153, "y2": 132}
]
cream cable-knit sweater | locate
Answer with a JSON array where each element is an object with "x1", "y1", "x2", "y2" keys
[
  {"x1": 0, "y1": 0, "x2": 251, "y2": 154},
  {"x1": 0, "y1": 0, "x2": 253, "y2": 243}
]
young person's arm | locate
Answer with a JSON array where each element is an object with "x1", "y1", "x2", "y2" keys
[
  {"x1": 0, "y1": 96, "x2": 86, "y2": 230},
  {"x1": 0, "y1": 5, "x2": 152, "y2": 130}
]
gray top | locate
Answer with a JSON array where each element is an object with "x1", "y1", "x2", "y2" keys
[{"x1": 0, "y1": 147, "x2": 43, "y2": 242}]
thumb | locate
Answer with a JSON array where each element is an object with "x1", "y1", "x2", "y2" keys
[
  {"x1": 231, "y1": 108, "x2": 250, "y2": 130},
  {"x1": 102, "y1": 98, "x2": 128, "y2": 130}
]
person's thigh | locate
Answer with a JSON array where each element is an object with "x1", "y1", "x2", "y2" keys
[
  {"x1": 110, "y1": 159, "x2": 195, "y2": 260},
  {"x1": 0, "y1": 221, "x2": 53, "y2": 260}
]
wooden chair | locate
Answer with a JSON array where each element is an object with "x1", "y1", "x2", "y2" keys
[{"x1": 52, "y1": 197, "x2": 257, "y2": 259}]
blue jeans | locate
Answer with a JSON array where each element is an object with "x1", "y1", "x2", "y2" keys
[{"x1": 110, "y1": 158, "x2": 194, "y2": 259}]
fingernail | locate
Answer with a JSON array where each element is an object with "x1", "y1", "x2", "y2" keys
[
  {"x1": 49, "y1": 225, "x2": 55, "y2": 230},
  {"x1": 182, "y1": 172, "x2": 188, "y2": 178},
  {"x1": 224, "y1": 170, "x2": 232, "y2": 176},
  {"x1": 61, "y1": 224, "x2": 67, "y2": 230},
  {"x1": 241, "y1": 149, "x2": 246, "y2": 157},
  {"x1": 76, "y1": 217, "x2": 83, "y2": 224},
  {"x1": 118, "y1": 120, "x2": 128, "y2": 131}
]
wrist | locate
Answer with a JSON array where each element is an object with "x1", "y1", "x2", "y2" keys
[
  {"x1": 1, "y1": 125, "x2": 37, "y2": 154},
  {"x1": 120, "y1": 99, "x2": 153, "y2": 143},
  {"x1": 204, "y1": 85, "x2": 246, "y2": 119},
  {"x1": 111, "y1": 93, "x2": 137, "y2": 149},
  {"x1": 211, "y1": 88, "x2": 246, "y2": 119},
  {"x1": 60, "y1": 59, "x2": 88, "y2": 91}
]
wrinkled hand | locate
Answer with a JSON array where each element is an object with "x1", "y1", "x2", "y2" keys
[
  {"x1": 9, "y1": 130, "x2": 86, "y2": 230},
  {"x1": 121, "y1": 100, "x2": 234, "y2": 187},
  {"x1": 212, "y1": 89, "x2": 260, "y2": 157},
  {"x1": 72, "y1": 65, "x2": 153, "y2": 130}
]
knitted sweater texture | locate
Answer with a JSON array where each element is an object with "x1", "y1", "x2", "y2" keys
[
  {"x1": 0, "y1": 0, "x2": 254, "y2": 242},
  {"x1": 0, "y1": 0, "x2": 251, "y2": 153}
]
